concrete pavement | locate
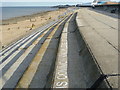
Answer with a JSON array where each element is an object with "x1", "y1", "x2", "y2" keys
[
  {"x1": 76, "y1": 8, "x2": 119, "y2": 88},
  {"x1": 0, "y1": 7, "x2": 119, "y2": 89}
]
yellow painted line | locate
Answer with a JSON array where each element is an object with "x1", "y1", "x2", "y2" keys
[
  {"x1": 16, "y1": 15, "x2": 71, "y2": 88},
  {"x1": 53, "y1": 13, "x2": 75, "y2": 88},
  {"x1": 0, "y1": 23, "x2": 57, "y2": 74},
  {"x1": 0, "y1": 22, "x2": 59, "y2": 89},
  {"x1": 0, "y1": 20, "x2": 60, "y2": 89}
]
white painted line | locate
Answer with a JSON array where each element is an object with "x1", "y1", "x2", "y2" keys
[
  {"x1": 0, "y1": 30, "x2": 49, "y2": 89},
  {"x1": 16, "y1": 16, "x2": 69, "y2": 88},
  {"x1": 1, "y1": 36, "x2": 27, "y2": 54},
  {"x1": 0, "y1": 31, "x2": 42, "y2": 69},
  {"x1": 1, "y1": 31, "x2": 37, "y2": 54},
  {"x1": 1, "y1": 20, "x2": 57, "y2": 56},
  {"x1": 0, "y1": 26, "x2": 48, "y2": 62},
  {"x1": 53, "y1": 28, "x2": 68, "y2": 88},
  {"x1": 0, "y1": 29, "x2": 50, "y2": 71},
  {"x1": 1, "y1": 32, "x2": 39, "y2": 60},
  {"x1": 0, "y1": 14, "x2": 69, "y2": 89},
  {"x1": 53, "y1": 14, "x2": 73, "y2": 88}
]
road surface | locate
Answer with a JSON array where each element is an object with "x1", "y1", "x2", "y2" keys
[{"x1": 0, "y1": 7, "x2": 119, "y2": 89}]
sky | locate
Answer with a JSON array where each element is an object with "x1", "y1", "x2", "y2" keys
[
  {"x1": 1, "y1": 0, "x2": 93, "y2": 2},
  {"x1": 1, "y1": 0, "x2": 120, "y2": 7}
]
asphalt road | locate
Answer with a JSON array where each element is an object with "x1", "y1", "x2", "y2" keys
[
  {"x1": 0, "y1": 8, "x2": 74, "y2": 89},
  {"x1": 0, "y1": 7, "x2": 119, "y2": 89}
]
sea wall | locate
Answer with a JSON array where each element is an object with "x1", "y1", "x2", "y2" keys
[{"x1": 93, "y1": 4, "x2": 119, "y2": 14}]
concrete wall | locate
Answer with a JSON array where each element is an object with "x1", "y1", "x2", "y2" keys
[
  {"x1": 74, "y1": 12, "x2": 111, "y2": 89},
  {"x1": 77, "y1": 4, "x2": 119, "y2": 14},
  {"x1": 93, "y1": 4, "x2": 119, "y2": 14},
  {"x1": 46, "y1": 13, "x2": 113, "y2": 88}
]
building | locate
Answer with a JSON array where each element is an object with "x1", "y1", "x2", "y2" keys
[
  {"x1": 93, "y1": 0, "x2": 110, "y2": 3},
  {"x1": 92, "y1": 0, "x2": 110, "y2": 5},
  {"x1": 103, "y1": 1, "x2": 120, "y2": 5}
]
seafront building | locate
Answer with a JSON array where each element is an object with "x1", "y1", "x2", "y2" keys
[
  {"x1": 93, "y1": 0, "x2": 110, "y2": 3},
  {"x1": 92, "y1": 0, "x2": 119, "y2": 5}
]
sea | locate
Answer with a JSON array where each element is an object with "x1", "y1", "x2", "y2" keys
[{"x1": 1, "y1": 7, "x2": 58, "y2": 20}]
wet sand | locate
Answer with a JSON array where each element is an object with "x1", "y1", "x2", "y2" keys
[{"x1": 0, "y1": 8, "x2": 67, "y2": 49}]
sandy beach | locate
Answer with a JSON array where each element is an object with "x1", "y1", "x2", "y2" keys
[{"x1": 0, "y1": 8, "x2": 67, "y2": 49}]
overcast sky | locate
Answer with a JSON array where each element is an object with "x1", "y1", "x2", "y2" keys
[
  {"x1": 1, "y1": 0, "x2": 120, "y2": 6},
  {"x1": 1, "y1": 0, "x2": 93, "y2": 2},
  {"x1": 1, "y1": 0, "x2": 120, "y2": 2}
]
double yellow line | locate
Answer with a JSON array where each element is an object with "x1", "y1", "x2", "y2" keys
[{"x1": 16, "y1": 13, "x2": 72, "y2": 89}]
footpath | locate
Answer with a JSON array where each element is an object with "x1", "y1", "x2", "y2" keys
[{"x1": 76, "y1": 8, "x2": 119, "y2": 88}]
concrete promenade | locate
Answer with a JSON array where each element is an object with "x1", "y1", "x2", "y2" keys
[
  {"x1": 76, "y1": 8, "x2": 119, "y2": 88},
  {"x1": 0, "y1": 7, "x2": 119, "y2": 89}
]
